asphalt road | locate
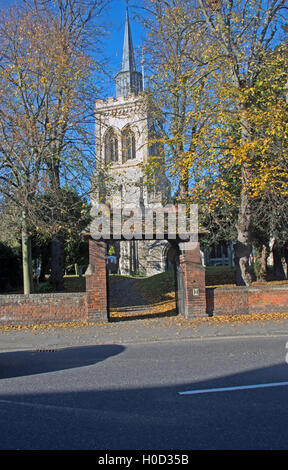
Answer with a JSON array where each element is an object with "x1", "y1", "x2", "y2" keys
[{"x1": 0, "y1": 333, "x2": 288, "y2": 450}]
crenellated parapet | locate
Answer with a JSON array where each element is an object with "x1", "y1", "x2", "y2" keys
[{"x1": 95, "y1": 93, "x2": 146, "y2": 115}]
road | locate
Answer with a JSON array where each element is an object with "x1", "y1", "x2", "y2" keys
[{"x1": 0, "y1": 334, "x2": 288, "y2": 450}]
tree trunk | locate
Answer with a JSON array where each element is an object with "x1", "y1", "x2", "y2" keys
[
  {"x1": 260, "y1": 243, "x2": 269, "y2": 280},
  {"x1": 254, "y1": 244, "x2": 269, "y2": 281},
  {"x1": 47, "y1": 161, "x2": 65, "y2": 291},
  {"x1": 50, "y1": 235, "x2": 65, "y2": 291},
  {"x1": 284, "y1": 244, "x2": 288, "y2": 278},
  {"x1": 75, "y1": 263, "x2": 79, "y2": 276},
  {"x1": 234, "y1": 178, "x2": 253, "y2": 286},
  {"x1": 234, "y1": 101, "x2": 253, "y2": 286},
  {"x1": 179, "y1": 176, "x2": 189, "y2": 202},
  {"x1": 21, "y1": 209, "x2": 33, "y2": 295}
]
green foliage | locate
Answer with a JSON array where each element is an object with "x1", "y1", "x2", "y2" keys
[
  {"x1": 65, "y1": 240, "x2": 89, "y2": 274},
  {"x1": 108, "y1": 245, "x2": 116, "y2": 256},
  {"x1": 31, "y1": 186, "x2": 91, "y2": 277}
]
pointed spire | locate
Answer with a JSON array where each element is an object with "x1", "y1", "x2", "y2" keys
[
  {"x1": 115, "y1": 7, "x2": 143, "y2": 98},
  {"x1": 121, "y1": 8, "x2": 136, "y2": 72}
]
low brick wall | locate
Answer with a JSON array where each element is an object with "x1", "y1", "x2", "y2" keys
[
  {"x1": 0, "y1": 293, "x2": 87, "y2": 325},
  {"x1": 206, "y1": 284, "x2": 288, "y2": 316},
  {"x1": 0, "y1": 283, "x2": 287, "y2": 326}
]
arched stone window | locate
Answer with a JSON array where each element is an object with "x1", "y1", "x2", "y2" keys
[
  {"x1": 104, "y1": 129, "x2": 118, "y2": 164},
  {"x1": 121, "y1": 126, "x2": 136, "y2": 163}
]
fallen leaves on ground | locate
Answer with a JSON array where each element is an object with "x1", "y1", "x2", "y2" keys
[
  {"x1": 175, "y1": 311, "x2": 288, "y2": 328},
  {"x1": 1, "y1": 307, "x2": 288, "y2": 332}
]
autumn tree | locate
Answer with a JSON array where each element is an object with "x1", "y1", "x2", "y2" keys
[
  {"x1": 0, "y1": 0, "x2": 107, "y2": 293},
  {"x1": 197, "y1": 40, "x2": 288, "y2": 280},
  {"x1": 197, "y1": 0, "x2": 287, "y2": 285},
  {"x1": 143, "y1": 0, "x2": 288, "y2": 285},
  {"x1": 0, "y1": 6, "x2": 52, "y2": 293},
  {"x1": 141, "y1": 0, "x2": 210, "y2": 201},
  {"x1": 27, "y1": 0, "x2": 107, "y2": 290},
  {"x1": 248, "y1": 44, "x2": 288, "y2": 279}
]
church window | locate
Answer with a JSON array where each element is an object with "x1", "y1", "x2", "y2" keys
[
  {"x1": 122, "y1": 127, "x2": 136, "y2": 162},
  {"x1": 104, "y1": 129, "x2": 118, "y2": 163}
]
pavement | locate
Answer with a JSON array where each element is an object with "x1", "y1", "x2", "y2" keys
[{"x1": 1, "y1": 312, "x2": 288, "y2": 351}]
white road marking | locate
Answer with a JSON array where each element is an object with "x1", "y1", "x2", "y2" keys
[{"x1": 178, "y1": 381, "x2": 288, "y2": 396}]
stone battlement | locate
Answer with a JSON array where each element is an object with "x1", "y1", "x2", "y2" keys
[{"x1": 95, "y1": 93, "x2": 144, "y2": 110}]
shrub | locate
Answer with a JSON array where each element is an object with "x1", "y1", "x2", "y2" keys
[{"x1": 35, "y1": 282, "x2": 54, "y2": 293}]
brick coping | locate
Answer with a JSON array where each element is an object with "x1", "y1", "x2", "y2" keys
[
  {"x1": 206, "y1": 284, "x2": 288, "y2": 291},
  {"x1": 0, "y1": 292, "x2": 85, "y2": 302}
]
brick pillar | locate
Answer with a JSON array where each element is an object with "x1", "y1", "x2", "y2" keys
[
  {"x1": 179, "y1": 241, "x2": 207, "y2": 318},
  {"x1": 85, "y1": 238, "x2": 108, "y2": 322}
]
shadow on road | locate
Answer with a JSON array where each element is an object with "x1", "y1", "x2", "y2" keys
[
  {"x1": 0, "y1": 344, "x2": 125, "y2": 379},
  {"x1": 0, "y1": 361, "x2": 288, "y2": 449},
  {"x1": 2, "y1": 335, "x2": 288, "y2": 449}
]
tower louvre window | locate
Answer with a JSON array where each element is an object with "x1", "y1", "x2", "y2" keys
[
  {"x1": 122, "y1": 127, "x2": 136, "y2": 162},
  {"x1": 104, "y1": 129, "x2": 118, "y2": 163}
]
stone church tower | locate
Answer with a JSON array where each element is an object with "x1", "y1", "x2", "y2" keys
[{"x1": 94, "y1": 9, "x2": 170, "y2": 276}]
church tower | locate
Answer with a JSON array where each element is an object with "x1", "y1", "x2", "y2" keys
[{"x1": 94, "y1": 8, "x2": 170, "y2": 276}]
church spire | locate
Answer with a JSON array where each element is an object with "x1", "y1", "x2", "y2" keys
[
  {"x1": 121, "y1": 8, "x2": 136, "y2": 73},
  {"x1": 115, "y1": 7, "x2": 143, "y2": 98}
]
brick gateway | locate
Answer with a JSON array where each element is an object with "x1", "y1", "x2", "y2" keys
[
  {"x1": 86, "y1": 238, "x2": 206, "y2": 322},
  {"x1": 0, "y1": 237, "x2": 287, "y2": 325}
]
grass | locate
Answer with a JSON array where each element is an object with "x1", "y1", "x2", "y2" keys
[
  {"x1": 205, "y1": 265, "x2": 288, "y2": 287},
  {"x1": 205, "y1": 266, "x2": 236, "y2": 286},
  {"x1": 130, "y1": 270, "x2": 176, "y2": 304},
  {"x1": 109, "y1": 273, "x2": 146, "y2": 284},
  {"x1": 1, "y1": 265, "x2": 288, "y2": 296},
  {"x1": 112, "y1": 266, "x2": 288, "y2": 306},
  {"x1": 62, "y1": 275, "x2": 86, "y2": 292},
  {"x1": 1, "y1": 275, "x2": 86, "y2": 295},
  {"x1": 34, "y1": 275, "x2": 86, "y2": 293}
]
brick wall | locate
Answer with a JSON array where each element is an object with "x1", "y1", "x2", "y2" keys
[
  {"x1": 0, "y1": 233, "x2": 287, "y2": 326},
  {"x1": 206, "y1": 284, "x2": 288, "y2": 316},
  {"x1": 0, "y1": 293, "x2": 87, "y2": 325},
  {"x1": 0, "y1": 284, "x2": 287, "y2": 326},
  {"x1": 0, "y1": 239, "x2": 108, "y2": 327}
]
